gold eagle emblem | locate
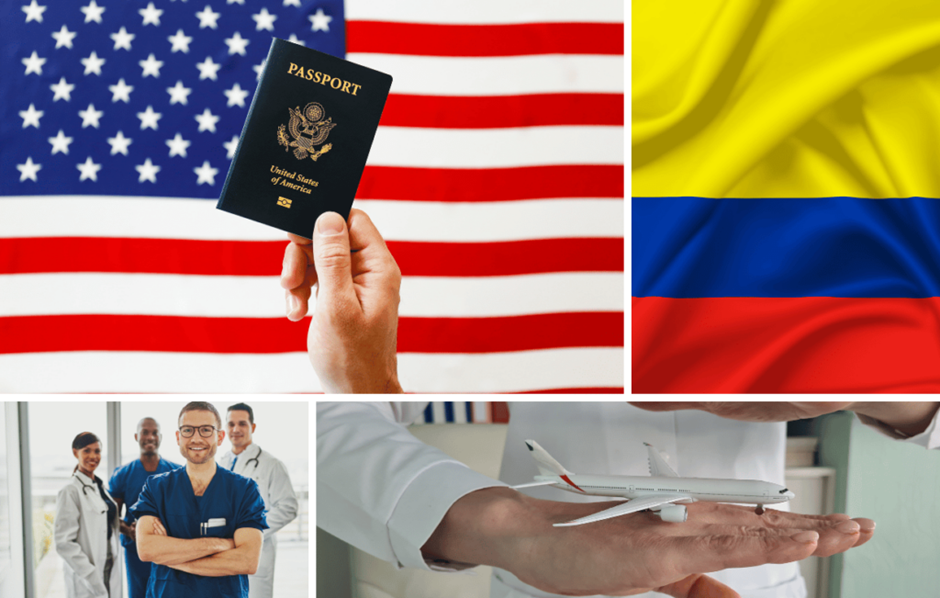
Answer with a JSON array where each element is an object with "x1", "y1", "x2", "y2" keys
[{"x1": 277, "y1": 102, "x2": 337, "y2": 161}]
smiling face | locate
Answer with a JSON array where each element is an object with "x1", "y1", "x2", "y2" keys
[
  {"x1": 136, "y1": 418, "x2": 161, "y2": 456},
  {"x1": 73, "y1": 441, "x2": 102, "y2": 477},
  {"x1": 226, "y1": 409, "x2": 256, "y2": 453},
  {"x1": 177, "y1": 409, "x2": 224, "y2": 465}
]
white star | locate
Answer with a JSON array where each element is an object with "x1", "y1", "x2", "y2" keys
[
  {"x1": 137, "y1": 105, "x2": 162, "y2": 130},
  {"x1": 195, "y1": 108, "x2": 220, "y2": 132},
  {"x1": 80, "y1": 0, "x2": 105, "y2": 24},
  {"x1": 136, "y1": 158, "x2": 161, "y2": 183},
  {"x1": 139, "y1": 2, "x2": 163, "y2": 26},
  {"x1": 139, "y1": 53, "x2": 164, "y2": 78},
  {"x1": 52, "y1": 25, "x2": 77, "y2": 49},
  {"x1": 252, "y1": 8, "x2": 276, "y2": 31},
  {"x1": 283, "y1": 0, "x2": 301, "y2": 6},
  {"x1": 287, "y1": 34, "x2": 305, "y2": 46},
  {"x1": 227, "y1": 0, "x2": 245, "y2": 4},
  {"x1": 253, "y1": 60, "x2": 265, "y2": 80},
  {"x1": 77, "y1": 156, "x2": 101, "y2": 181},
  {"x1": 17, "y1": 157, "x2": 41, "y2": 182},
  {"x1": 194, "y1": 161, "x2": 219, "y2": 185},
  {"x1": 107, "y1": 130, "x2": 132, "y2": 155},
  {"x1": 19, "y1": 104, "x2": 44, "y2": 128},
  {"x1": 111, "y1": 26, "x2": 135, "y2": 50},
  {"x1": 50, "y1": 77, "x2": 75, "y2": 101},
  {"x1": 22, "y1": 0, "x2": 46, "y2": 23},
  {"x1": 166, "y1": 80, "x2": 192, "y2": 105},
  {"x1": 309, "y1": 8, "x2": 331, "y2": 32},
  {"x1": 224, "y1": 31, "x2": 249, "y2": 55},
  {"x1": 195, "y1": 56, "x2": 221, "y2": 80},
  {"x1": 166, "y1": 133, "x2": 191, "y2": 157},
  {"x1": 224, "y1": 135, "x2": 239, "y2": 159},
  {"x1": 48, "y1": 130, "x2": 74, "y2": 155},
  {"x1": 81, "y1": 51, "x2": 105, "y2": 75},
  {"x1": 168, "y1": 29, "x2": 192, "y2": 53},
  {"x1": 78, "y1": 103, "x2": 104, "y2": 128},
  {"x1": 109, "y1": 79, "x2": 133, "y2": 103},
  {"x1": 223, "y1": 83, "x2": 249, "y2": 108},
  {"x1": 22, "y1": 51, "x2": 46, "y2": 75},
  {"x1": 196, "y1": 5, "x2": 221, "y2": 29}
]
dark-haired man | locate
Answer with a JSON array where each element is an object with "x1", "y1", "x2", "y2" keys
[
  {"x1": 109, "y1": 417, "x2": 181, "y2": 598},
  {"x1": 131, "y1": 401, "x2": 268, "y2": 598},
  {"x1": 220, "y1": 403, "x2": 298, "y2": 598}
]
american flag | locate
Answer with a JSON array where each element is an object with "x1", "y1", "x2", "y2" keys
[{"x1": 1, "y1": 0, "x2": 624, "y2": 393}]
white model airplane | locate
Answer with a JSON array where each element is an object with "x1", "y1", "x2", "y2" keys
[{"x1": 513, "y1": 440, "x2": 795, "y2": 526}]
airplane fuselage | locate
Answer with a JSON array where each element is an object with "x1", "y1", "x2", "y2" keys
[{"x1": 535, "y1": 474, "x2": 792, "y2": 506}]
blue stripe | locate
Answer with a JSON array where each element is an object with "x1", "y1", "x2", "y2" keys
[
  {"x1": 423, "y1": 404, "x2": 433, "y2": 424},
  {"x1": 444, "y1": 402, "x2": 454, "y2": 423},
  {"x1": 632, "y1": 197, "x2": 940, "y2": 298},
  {"x1": 465, "y1": 402, "x2": 473, "y2": 423}
]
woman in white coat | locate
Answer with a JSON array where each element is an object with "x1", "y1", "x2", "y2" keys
[{"x1": 54, "y1": 432, "x2": 122, "y2": 598}]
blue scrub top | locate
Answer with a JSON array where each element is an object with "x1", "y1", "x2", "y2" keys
[
  {"x1": 129, "y1": 466, "x2": 268, "y2": 598},
  {"x1": 109, "y1": 458, "x2": 182, "y2": 548}
]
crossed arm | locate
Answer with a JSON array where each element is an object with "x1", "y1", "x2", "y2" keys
[{"x1": 136, "y1": 515, "x2": 263, "y2": 576}]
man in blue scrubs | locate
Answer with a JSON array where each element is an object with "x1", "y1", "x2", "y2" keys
[
  {"x1": 110, "y1": 417, "x2": 181, "y2": 598},
  {"x1": 132, "y1": 402, "x2": 268, "y2": 598}
]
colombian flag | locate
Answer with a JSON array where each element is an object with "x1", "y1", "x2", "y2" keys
[{"x1": 633, "y1": 0, "x2": 940, "y2": 392}]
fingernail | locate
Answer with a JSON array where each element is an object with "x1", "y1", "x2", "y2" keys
[
  {"x1": 836, "y1": 520, "x2": 860, "y2": 534},
  {"x1": 317, "y1": 212, "x2": 345, "y2": 235},
  {"x1": 286, "y1": 294, "x2": 297, "y2": 318},
  {"x1": 856, "y1": 519, "x2": 876, "y2": 531},
  {"x1": 791, "y1": 531, "x2": 819, "y2": 543}
]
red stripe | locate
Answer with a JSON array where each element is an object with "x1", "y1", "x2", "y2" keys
[
  {"x1": 357, "y1": 165, "x2": 624, "y2": 201},
  {"x1": 633, "y1": 297, "x2": 940, "y2": 393},
  {"x1": 561, "y1": 474, "x2": 585, "y2": 493},
  {"x1": 380, "y1": 93, "x2": 624, "y2": 128},
  {"x1": 516, "y1": 387, "x2": 624, "y2": 394},
  {"x1": 347, "y1": 22, "x2": 624, "y2": 56},
  {"x1": 0, "y1": 312, "x2": 623, "y2": 354},
  {"x1": 0, "y1": 237, "x2": 623, "y2": 276}
]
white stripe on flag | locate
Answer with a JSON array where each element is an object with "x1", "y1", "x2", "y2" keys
[
  {"x1": 453, "y1": 403, "x2": 469, "y2": 424},
  {"x1": 0, "y1": 348, "x2": 622, "y2": 393},
  {"x1": 1, "y1": 272, "x2": 623, "y2": 317},
  {"x1": 0, "y1": 197, "x2": 623, "y2": 242},
  {"x1": 472, "y1": 402, "x2": 490, "y2": 423},
  {"x1": 346, "y1": 54, "x2": 624, "y2": 95},
  {"x1": 346, "y1": 0, "x2": 624, "y2": 23},
  {"x1": 431, "y1": 402, "x2": 447, "y2": 423},
  {"x1": 370, "y1": 126, "x2": 624, "y2": 168}
]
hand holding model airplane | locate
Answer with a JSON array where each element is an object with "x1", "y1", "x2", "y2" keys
[{"x1": 513, "y1": 440, "x2": 794, "y2": 526}]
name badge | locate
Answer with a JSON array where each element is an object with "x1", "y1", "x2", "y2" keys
[{"x1": 207, "y1": 518, "x2": 227, "y2": 528}]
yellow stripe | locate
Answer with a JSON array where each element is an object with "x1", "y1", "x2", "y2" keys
[{"x1": 633, "y1": 0, "x2": 940, "y2": 197}]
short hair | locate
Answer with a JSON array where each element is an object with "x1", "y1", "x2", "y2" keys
[
  {"x1": 72, "y1": 431, "x2": 101, "y2": 450},
  {"x1": 137, "y1": 417, "x2": 159, "y2": 433},
  {"x1": 227, "y1": 403, "x2": 254, "y2": 424},
  {"x1": 178, "y1": 401, "x2": 221, "y2": 428}
]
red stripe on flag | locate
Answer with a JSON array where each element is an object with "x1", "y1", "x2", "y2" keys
[
  {"x1": 347, "y1": 21, "x2": 624, "y2": 56},
  {"x1": 633, "y1": 297, "x2": 940, "y2": 393},
  {"x1": 1, "y1": 312, "x2": 623, "y2": 354},
  {"x1": 380, "y1": 93, "x2": 624, "y2": 128},
  {"x1": 0, "y1": 237, "x2": 623, "y2": 276},
  {"x1": 517, "y1": 387, "x2": 624, "y2": 394},
  {"x1": 357, "y1": 165, "x2": 624, "y2": 201}
]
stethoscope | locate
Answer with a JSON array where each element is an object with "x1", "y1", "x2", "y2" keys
[
  {"x1": 75, "y1": 473, "x2": 108, "y2": 514},
  {"x1": 243, "y1": 447, "x2": 263, "y2": 470}
]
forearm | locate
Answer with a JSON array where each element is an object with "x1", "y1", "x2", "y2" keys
[
  {"x1": 119, "y1": 521, "x2": 135, "y2": 536},
  {"x1": 167, "y1": 541, "x2": 259, "y2": 576},
  {"x1": 849, "y1": 402, "x2": 940, "y2": 436},
  {"x1": 137, "y1": 534, "x2": 233, "y2": 566}
]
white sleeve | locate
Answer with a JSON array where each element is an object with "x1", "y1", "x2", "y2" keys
[
  {"x1": 54, "y1": 486, "x2": 108, "y2": 597},
  {"x1": 263, "y1": 458, "x2": 298, "y2": 537},
  {"x1": 856, "y1": 405, "x2": 940, "y2": 449},
  {"x1": 317, "y1": 402, "x2": 506, "y2": 571}
]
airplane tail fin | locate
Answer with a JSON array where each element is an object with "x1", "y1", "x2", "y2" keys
[
  {"x1": 644, "y1": 442, "x2": 679, "y2": 477},
  {"x1": 524, "y1": 440, "x2": 573, "y2": 476}
]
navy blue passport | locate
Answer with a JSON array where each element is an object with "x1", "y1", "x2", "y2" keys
[{"x1": 217, "y1": 38, "x2": 392, "y2": 238}]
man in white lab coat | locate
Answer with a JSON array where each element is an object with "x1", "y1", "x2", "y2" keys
[
  {"x1": 318, "y1": 402, "x2": 940, "y2": 598},
  {"x1": 220, "y1": 403, "x2": 299, "y2": 598}
]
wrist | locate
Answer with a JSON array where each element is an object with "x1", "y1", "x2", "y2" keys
[{"x1": 848, "y1": 402, "x2": 940, "y2": 436}]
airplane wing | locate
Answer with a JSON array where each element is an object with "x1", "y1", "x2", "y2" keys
[
  {"x1": 553, "y1": 493, "x2": 690, "y2": 527},
  {"x1": 644, "y1": 442, "x2": 679, "y2": 477}
]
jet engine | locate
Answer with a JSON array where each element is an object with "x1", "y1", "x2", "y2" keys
[{"x1": 656, "y1": 505, "x2": 688, "y2": 523}]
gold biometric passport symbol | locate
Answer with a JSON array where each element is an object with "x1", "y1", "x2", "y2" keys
[
  {"x1": 277, "y1": 196, "x2": 292, "y2": 208},
  {"x1": 277, "y1": 102, "x2": 337, "y2": 161}
]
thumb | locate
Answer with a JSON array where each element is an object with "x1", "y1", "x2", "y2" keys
[
  {"x1": 659, "y1": 574, "x2": 741, "y2": 598},
  {"x1": 312, "y1": 212, "x2": 356, "y2": 305}
]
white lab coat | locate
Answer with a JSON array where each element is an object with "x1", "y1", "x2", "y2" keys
[
  {"x1": 317, "y1": 402, "x2": 940, "y2": 598},
  {"x1": 54, "y1": 471, "x2": 122, "y2": 598},
  {"x1": 220, "y1": 443, "x2": 298, "y2": 598}
]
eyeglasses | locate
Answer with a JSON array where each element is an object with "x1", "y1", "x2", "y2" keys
[{"x1": 179, "y1": 425, "x2": 218, "y2": 438}]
